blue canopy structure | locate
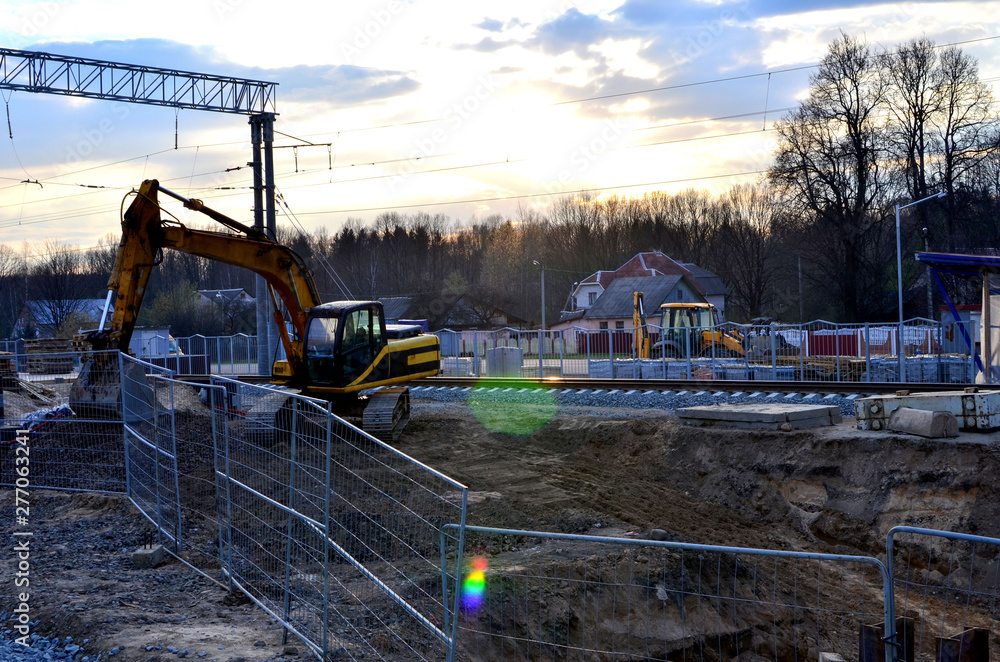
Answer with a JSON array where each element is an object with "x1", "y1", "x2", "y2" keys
[{"x1": 915, "y1": 252, "x2": 998, "y2": 379}]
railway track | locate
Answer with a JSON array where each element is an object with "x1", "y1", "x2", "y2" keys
[
  {"x1": 176, "y1": 374, "x2": 977, "y2": 397},
  {"x1": 414, "y1": 376, "x2": 977, "y2": 397}
]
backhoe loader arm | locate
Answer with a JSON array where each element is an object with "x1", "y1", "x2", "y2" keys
[{"x1": 95, "y1": 179, "x2": 321, "y2": 378}]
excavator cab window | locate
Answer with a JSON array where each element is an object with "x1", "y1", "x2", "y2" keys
[
  {"x1": 340, "y1": 308, "x2": 378, "y2": 385},
  {"x1": 305, "y1": 316, "x2": 340, "y2": 384}
]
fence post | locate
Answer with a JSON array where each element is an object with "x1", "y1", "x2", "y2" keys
[
  {"x1": 936, "y1": 319, "x2": 943, "y2": 382},
  {"x1": 558, "y1": 330, "x2": 564, "y2": 378},
  {"x1": 798, "y1": 323, "x2": 804, "y2": 379},
  {"x1": 770, "y1": 326, "x2": 777, "y2": 377},
  {"x1": 607, "y1": 328, "x2": 613, "y2": 374},
  {"x1": 474, "y1": 331, "x2": 480, "y2": 378},
  {"x1": 685, "y1": 330, "x2": 692, "y2": 378},
  {"x1": 169, "y1": 380, "x2": 183, "y2": 554},
  {"x1": 322, "y1": 402, "x2": 333, "y2": 654},
  {"x1": 900, "y1": 321, "x2": 908, "y2": 384},
  {"x1": 281, "y1": 399, "x2": 299, "y2": 646},
  {"x1": 865, "y1": 323, "x2": 871, "y2": 382}
]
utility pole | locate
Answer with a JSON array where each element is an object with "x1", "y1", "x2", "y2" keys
[{"x1": 0, "y1": 47, "x2": 279, "y2": 375}]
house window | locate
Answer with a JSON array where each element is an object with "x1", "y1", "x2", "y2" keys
[
  {"x1": 615, "y1": 321, "x2": 625, "y2": 330},
  {"x1": 588, "y1": 292, "x2": 597, "y2": 306},
  {"x1": 599, "y1": 322, "x2": 608, "y2": 330},
  {"x1": 677, "y1": 289, "x2": 684, "y2": 302}
]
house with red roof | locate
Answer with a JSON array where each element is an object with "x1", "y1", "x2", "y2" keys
[{"x1": 554, "y1": 251, "x2": 728, "y2": 331}]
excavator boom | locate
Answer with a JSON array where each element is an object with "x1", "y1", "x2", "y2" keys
[{"x1": 92, "y1": 179, "x2": 320, "y2": 380}]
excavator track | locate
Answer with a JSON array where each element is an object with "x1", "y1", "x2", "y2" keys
[{"x1": 362, "y1": 387, "x2": 410, "y2": 443}]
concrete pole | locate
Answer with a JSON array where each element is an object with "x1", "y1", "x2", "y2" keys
[{"x1": 263, "y1": 114, "x2": 279, "y2": 371}]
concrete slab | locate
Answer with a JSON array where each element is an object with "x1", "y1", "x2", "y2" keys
[{"x1": 676, "y1": 403, "x2": 842, "y2": 429}]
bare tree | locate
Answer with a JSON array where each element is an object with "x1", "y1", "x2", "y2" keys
[
  {"x1": 28, "y1": 241, "x2": 92, "y2": 335},
  {"x1": 884, "y1": 38, "x2": 941, "y2": 205},
  {"x1": 715, "y1": 183, "x2": 783, "y2": 320},
  {"x1": 933, "y1": 45, "x2": 1000, "y2": 248},
  {"x1": 770, "y1": 34, "x2": 892, "y2": 320},
  {"x1": 0, "y1": 245, "x2": 26, "y2": 338}
]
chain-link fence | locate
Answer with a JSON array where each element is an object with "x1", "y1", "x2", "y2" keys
[
  {"x1": 436, "y1": 317, "x2": 979, "y2": 384},
  {"x1": 1, "y1": 349, "x2": 127, "y2": 494},
  {"x1": 117, "y1": 355, "x2": 470, "y2": 659},
  {"x1": 174, "y1": 333, "x2": 258, "y2": 375},
  {"x1": 208, "y1": 375, "x2": 470, "y2": 659},
  {"x1": 442, "y1": 525, "x2": 893, "y2": 662},
  {"x1": 887, "y1": 526, "x2": 1000, "y2": 661}
]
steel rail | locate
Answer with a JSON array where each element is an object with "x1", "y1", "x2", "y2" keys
[
  {"x1": 412, "y1": 376, "x2": 979, "y2": 396},
  {"x1": 172, "y1": 374, "x2": 980, "y2": 397}
]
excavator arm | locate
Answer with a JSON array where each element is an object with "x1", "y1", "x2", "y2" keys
[{"x1": 90, "y1": 179, "x2": 321, "y2": 381}]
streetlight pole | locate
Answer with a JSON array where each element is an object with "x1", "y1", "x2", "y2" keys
[
  {"x1": 532, "y1": 260, "x2": 545, "y2": 332},
  {"x1": 896, "y1": 191, "x2": 946, "y2": 382},
  {"x1": 533, "y1": 260, "x2": 545, "y2": 363}
]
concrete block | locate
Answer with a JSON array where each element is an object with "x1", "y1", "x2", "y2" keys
[
  {"x1": 675, "y1": 403, "x2": 842, "y2": 429},
  {"x1": 887, "y1": 407, "x2": 959, "y2": 438},
  {"x1": 132, "y1": 543, "x2": 165, "y2": 569}
]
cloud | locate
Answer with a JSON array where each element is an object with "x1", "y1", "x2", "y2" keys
[
  {"x1": 459, "y1": 36, "x2": 517, "y2": 53},
  {"x1": 476, "y1": 17, "x2": 504, "y2": 32},
  {"x1": 528, "y1": 8, "x2": 623, "y2": 58}
]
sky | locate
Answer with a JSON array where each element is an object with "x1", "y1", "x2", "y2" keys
[{"x1": 1, "y1": 0, "x2": 999, "y2": 259}]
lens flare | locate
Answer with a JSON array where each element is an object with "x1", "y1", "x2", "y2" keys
[
  {"x1": 461, "y1": 556, "x2": 488, "y2": 610},
  {"x1": 468, "y1": 379, "x2": 557, "y2": 436}
]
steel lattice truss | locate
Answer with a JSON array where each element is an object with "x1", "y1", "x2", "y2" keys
[{"x1": 0, "y1": 47, "x2": 277, "y2": 115}]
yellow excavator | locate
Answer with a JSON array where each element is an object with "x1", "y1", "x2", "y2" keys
[{"x1": 70, "y1": 179, "x2": 440, "y2": 441}]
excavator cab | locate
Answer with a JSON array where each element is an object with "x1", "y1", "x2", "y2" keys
[{"x1": 303, "y1": 302, "x2": 388, "y2": 388}]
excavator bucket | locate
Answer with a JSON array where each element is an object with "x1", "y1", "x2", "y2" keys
[{"x1": 69, "y1": 355, "x2": 155, "y2": 421}]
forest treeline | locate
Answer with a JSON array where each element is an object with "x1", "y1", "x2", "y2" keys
[{"x1": 2, "y1": 35, "x2": 999, "y2": 338}]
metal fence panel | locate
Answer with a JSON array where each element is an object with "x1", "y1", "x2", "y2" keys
[
  {"x1": 887, "y1": 526, "x2": 1000, "y2": 661},
  {"x1": 210, "y1": 376, "x2": 469, "y2": 659},
  {"x1": 443, "y1": 525, "x2": 892, "y2": 662},
  {"x1": 120, "y1": 355, "x2": 182, "y2": 547},
  {"x1": 434, "y1": 318, "x2": 977, "y2": 384},
  {"x1": 0, "y1": 349, "x2": 126, "y2": 494}
]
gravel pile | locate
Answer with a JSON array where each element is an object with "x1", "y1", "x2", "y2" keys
[
  {"x1": 410, "y1": 384, "x2": 862, "y2": 419},
  {"x1": 0, "y1": 627, "x2": 101, "y2": 661}
]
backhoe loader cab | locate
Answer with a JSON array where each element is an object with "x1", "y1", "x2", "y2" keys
[{"x1": 652, "y1": 302, "x2": 744, "y2": 359}]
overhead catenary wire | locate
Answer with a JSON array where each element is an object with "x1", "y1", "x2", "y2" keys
[
  {"x1": 274, "y1": 187, "x2": 354, "y2": 300},
  {"x1": 3, "y1": 32, "x2": 999, "y2": 241}
]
